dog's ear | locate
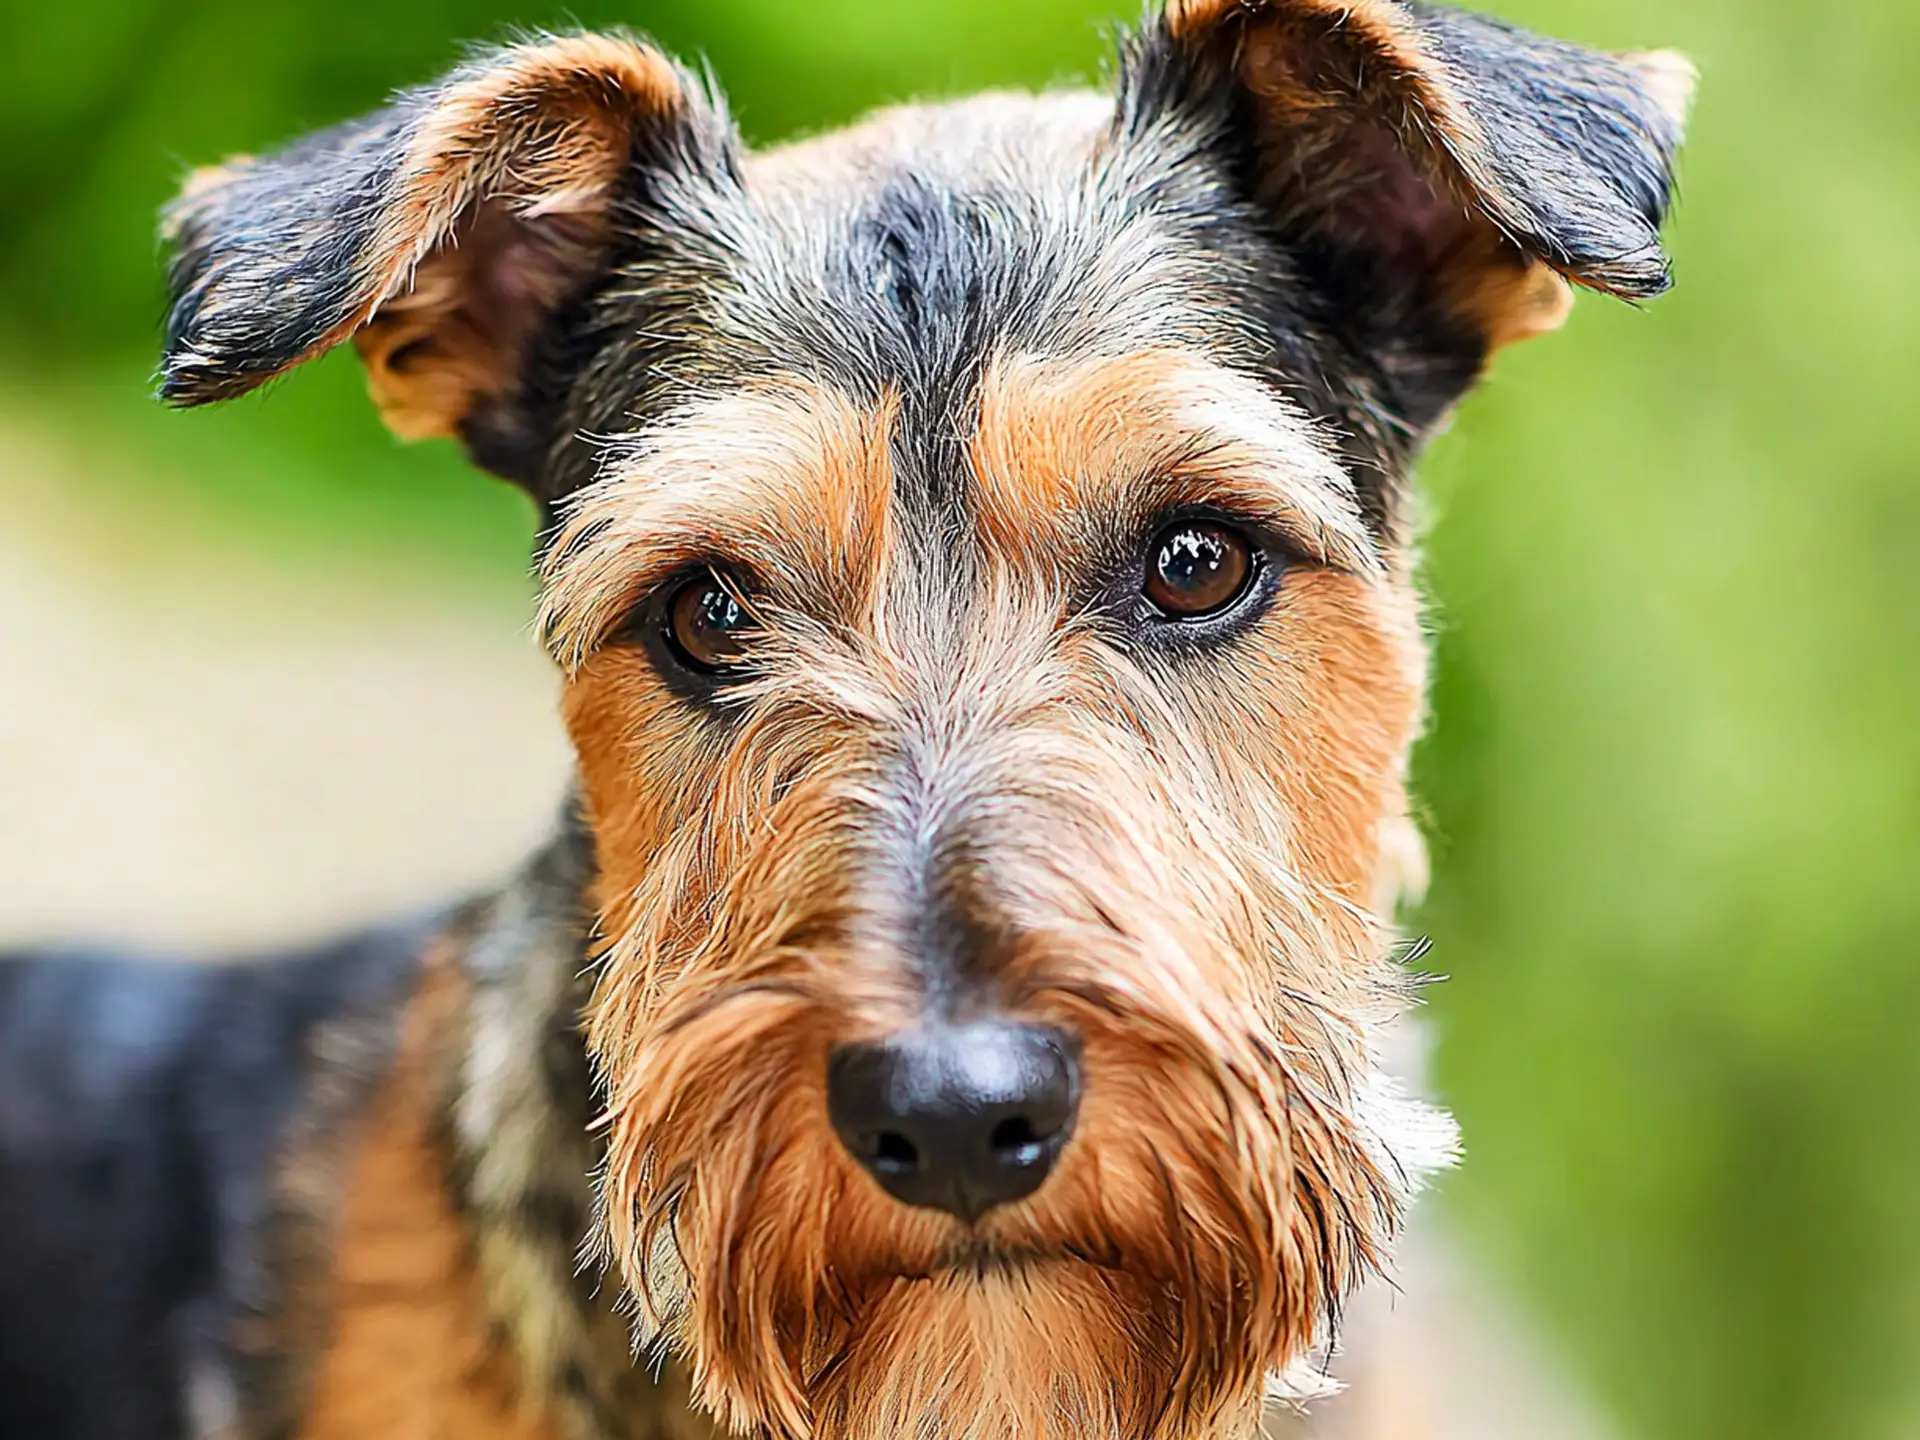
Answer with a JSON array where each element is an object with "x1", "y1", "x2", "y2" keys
[
  {"x1": 1129, "y1": 0, "x2": 1691, "y2": 428},
  {"x1": 161, "y1": 34, "x2": 728, "y2": 495}
]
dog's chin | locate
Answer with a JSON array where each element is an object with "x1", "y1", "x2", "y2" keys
[
  {"x1": 795, "y1": 1256, "x2": 1260, "y2": 1440},
  {"x1": 652, "y1": 1240, "x2": 1273, "y2": 1440}
]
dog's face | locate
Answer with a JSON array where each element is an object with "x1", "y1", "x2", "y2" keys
[{"x1": 161, "y1": 6, "x2": 1688, "y2": 1436}]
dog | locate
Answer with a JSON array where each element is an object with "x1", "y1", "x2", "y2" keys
[{"x1": 0, "y1": 3, "x2": 1690, "y2": 1436}]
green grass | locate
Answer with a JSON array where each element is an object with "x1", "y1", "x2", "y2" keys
[{"x1": 4, "y1": 2, "x2": 1917, "y2": 1435}]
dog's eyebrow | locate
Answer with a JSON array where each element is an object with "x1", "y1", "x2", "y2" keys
[
  {"x1": 537, "y1": 382, "x2": 896, "y2": 669},
  {"x1": 539, "y1": 352, "x2": 1377, "y2": 669},
  {"x1": 971, "y1": 349, "x2": 1379, "y2": 575}
]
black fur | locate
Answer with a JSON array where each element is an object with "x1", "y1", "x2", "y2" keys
[
  {"x1": 1410, "y1": 1, "x2": 1684, "y2": 294},
  {"x1": 0, "y1": 931, "x2": 426, "y2": 1439},
  {"x1": 160, "y1": 109, "x2": 411, "y2": 407}
]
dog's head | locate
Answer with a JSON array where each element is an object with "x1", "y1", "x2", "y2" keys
[{"x1": 161, "y1": 6, "x2": 1687, "y2": 1436}]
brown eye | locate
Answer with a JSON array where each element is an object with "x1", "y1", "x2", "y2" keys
[
  {"x1": 1143, "y1": 520, "x2": 1254, "y2": 618},
  {"x1": 665, "y1": 574, "x2": 756, "y2": 673}
]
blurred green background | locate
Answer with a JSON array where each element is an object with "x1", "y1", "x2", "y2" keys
[{"x1": 2, "y1": 1, "x2": 1915, "y2": 1436}]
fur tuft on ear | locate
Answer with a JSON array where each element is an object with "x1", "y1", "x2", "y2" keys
[
  {"x1": 160, "y1": 33, "x2": 723, "y2": 489},
  {"x1": 1620, "y1": 48, "x2": 1701, "y2": 138}
]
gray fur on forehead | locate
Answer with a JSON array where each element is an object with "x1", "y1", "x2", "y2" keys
[
  {"x1": 735, "y1": 93, "x2": 1262, "y2": 370},
  {"x1": 549, "y1": 90, "x2": 1291, "y2": 506}
]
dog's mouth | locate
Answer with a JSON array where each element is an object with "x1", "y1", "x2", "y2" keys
[{"x1": 858, "y1": 1231, "x2": 1130, "y2": 1287}]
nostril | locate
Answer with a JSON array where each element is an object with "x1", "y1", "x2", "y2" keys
[
  {"x1": 988, "y1": 1114, "x2": 1047, "y2": 1164},
  {"x1": 869, "y1": 1130, "x2": 919, "y2": 1175}
]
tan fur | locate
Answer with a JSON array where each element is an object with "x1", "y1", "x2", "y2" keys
[
  {"x1": 352, "y1": 204, "x2": 603, "y2": 441},
  {"x1": 1452, "y1": 251, "x2": 1577, "y2": 351},
  {"x1": 968, "y1": 349, "x2": 1428, "y2": 1420},
  {"x1": 968, "y1": 347, "x2": 1424, "y2": 905},
  {"x1": 968, "y1": 349, "x2": 1373, "y2": 574},
  {"x1": 297, "y1": 947, "x2": 560, "y2": 1440},
  {"x1": 342, "y1": 36, "x2": 682, "y2": 438},
  {"x1": 1167, "y1": 0, "x2": 1492, "y2": 194},
  {"x1": 542, "y1": 381, "x2": 900, "y2": 670}
]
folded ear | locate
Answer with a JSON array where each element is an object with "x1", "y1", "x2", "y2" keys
[
  {"x1": 1134, "y1": 0, "x2": 1691, "y2": 421},
  {"x1": 161, "y1": 33, "x2": 727, "y2": 493}
]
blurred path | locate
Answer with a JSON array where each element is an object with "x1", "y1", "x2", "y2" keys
[
  {"x1": 0, "y1": 415, "x2": 1619, "y2": 1438},
  {"x1": 0, "y1": 416, "x2": 570, "y2": 948},
  {"x1": 1275, "y1": 1203, "x2": 1622, "y2": 1440}
]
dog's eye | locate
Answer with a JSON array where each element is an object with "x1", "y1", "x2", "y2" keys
[
  {"x1": 664, "y1": 574, "x2": 757, "y2": 673},
  {"x1": 1142, "y1": 521, "x2": 1254, "y2": 618}
]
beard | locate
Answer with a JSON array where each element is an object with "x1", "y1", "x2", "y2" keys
[{"x1": 585, "y1": 951, "x2": 1452, "y2": 1440}]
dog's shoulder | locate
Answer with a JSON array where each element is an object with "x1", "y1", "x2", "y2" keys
[{"x1": 289, "y1": 932, "x2": 567, "y2": 1440}]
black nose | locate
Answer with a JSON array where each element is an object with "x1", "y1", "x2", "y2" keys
[{"x1": 827, "y1": 1021, "x2": 1079, "y2": 1222}]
